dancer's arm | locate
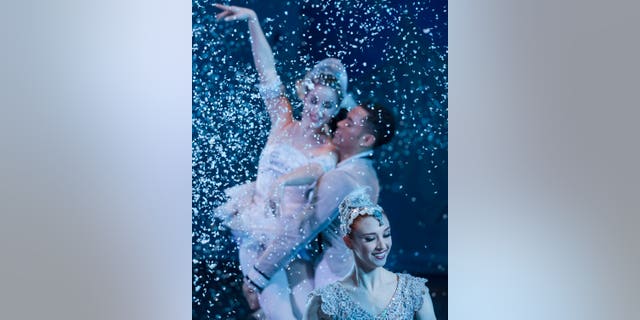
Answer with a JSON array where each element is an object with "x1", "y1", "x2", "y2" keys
[
  {"x1": 303, "y1": 295, "x2": 321, "y2": 320},
  {"x1": 267, "y1": 163, "x2": 325, "y2": 213},
  {"x1": 416, "y1": 284, "x2": 437, "y2": 320},
  {"x1": 267, "y1": 150, "x2": 338, "y2": 209},
  {"x1": 275, "y1": 155, "x2": 333, "y2": 187},
  {"x1": 215, "y1": 4, "x2": 292, "y2": 128}
]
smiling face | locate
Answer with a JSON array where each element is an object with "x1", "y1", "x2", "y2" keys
[
  {"x1": 301, "y1": 84, "x2": 340, "y2": 129},
  {"x1": 344, "y1": 214, "x2": 392, "y2": 270}
]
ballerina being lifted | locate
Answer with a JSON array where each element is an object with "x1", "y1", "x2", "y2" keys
[{"x1": 213, "y1": 3, "x2": 354, "y2": 319}]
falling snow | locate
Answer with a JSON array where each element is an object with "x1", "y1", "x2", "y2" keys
[{"x1": 193, "y1": 0, "x2": 447, "y2": 318}]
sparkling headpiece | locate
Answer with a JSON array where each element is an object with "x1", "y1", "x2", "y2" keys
[
  {"x1": 339, "y1": 188, "x2": 384, "y2": 236},
  {"x1": 305, "y1": 58, "x2": 357, "y2": 110},
  {"x1": 308, "y1": 58, "x2": 348, "y2": 95}
]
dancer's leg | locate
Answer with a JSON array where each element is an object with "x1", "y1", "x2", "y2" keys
[
  {"x1": 237, "y1": 239, "x2": 260, "y2": 277},
  {"x1": 238, "y1": 240, "x2": 296, "y2": 320},
  {"x1": 285, "y1": 258, "x2": 315, "y2": 319},
  {"x1": 259, "y1": 269, "x2": 296, "y2": 320}
]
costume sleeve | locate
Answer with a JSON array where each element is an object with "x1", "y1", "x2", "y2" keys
[
  {"x1": 256, "y1": 76, "x2": 285, "y2": 101},
  {"x1": 248, "y1": 169, "x2": 356, "y2": 286},
  {"x1": 409, "y1": 275, "x2": 429, "y2": 312}
]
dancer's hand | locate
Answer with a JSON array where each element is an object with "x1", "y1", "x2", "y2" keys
[
  {"x1": 214, "y1": 4, "x2": 257, "y2": 22},
  {"x1": 242, "y1": 280, "x2": 261, "y2": 311}
]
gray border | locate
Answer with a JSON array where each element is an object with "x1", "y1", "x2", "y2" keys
[{"x1": 0, "y1": 1, "x2": 638, "y2": 319}]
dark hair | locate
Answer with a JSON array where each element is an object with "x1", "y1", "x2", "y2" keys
[{"x1": 359, "y1": 102, "x2": 396, "y2": 148}]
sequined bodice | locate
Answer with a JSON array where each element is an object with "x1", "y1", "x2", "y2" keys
[{"x1": 312, "y1": 273, "x2": 428, "y2": 320}]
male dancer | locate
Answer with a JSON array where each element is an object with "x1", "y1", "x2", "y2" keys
[{"x1": 243, "y1": 103, "x2": 396, "y2": 318}]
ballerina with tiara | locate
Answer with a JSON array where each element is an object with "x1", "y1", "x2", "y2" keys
[
  {"x1": 212, "y1": 3, "x2": 355, "y2": 319},
  {"x1": 304, "y1": 188, "x2": 437, "y2": 320}
]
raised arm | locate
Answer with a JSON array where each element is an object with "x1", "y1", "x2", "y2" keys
[
  {"x1": 215, "y1": 4, "x2": 292, "y2": 128},
  {"x1": 214, "y1": 4, "x2": 277, "y2": 84}
]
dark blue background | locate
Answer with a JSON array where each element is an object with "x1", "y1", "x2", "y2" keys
[{"x1": 193, "y1": 0, "x2": 447, "y2": 318}]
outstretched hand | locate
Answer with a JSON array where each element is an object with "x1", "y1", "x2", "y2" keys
[{"x1": 214, "y1": 4, "x2": 257, "y2": 22}]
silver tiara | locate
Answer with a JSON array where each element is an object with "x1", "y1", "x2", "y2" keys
[
  {"x1": 307, "y1": 58, "x2": 357, "y2": 110},
  {"x1": 308, "y1": 58, "x2": 348, "y2": 94},
  {"x1": 338, "y1": 187, "x2": 384, "y2": 236}
]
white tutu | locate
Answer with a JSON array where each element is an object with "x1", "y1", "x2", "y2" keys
[{"x1": 214, "y1": 181, "x2": 282, "y2": 244}]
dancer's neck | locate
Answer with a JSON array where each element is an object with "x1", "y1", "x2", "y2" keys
[
  {"x1": 351, "y1": 266, "x2": 387, "y2": 293},
  {"x1": 295, "y1": 121, "x2": 325, "y2": 143}
]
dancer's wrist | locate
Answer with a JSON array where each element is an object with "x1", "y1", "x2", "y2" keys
[
  {"x1": 247, "y1": 11, "x2": 258, "y2": 23},
  {"x1": 244, "y1": 276, "x2": 264, "y2": 293},
  {"x1": 246, "y1": 267, "x2": 269, "y2": 292}
]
